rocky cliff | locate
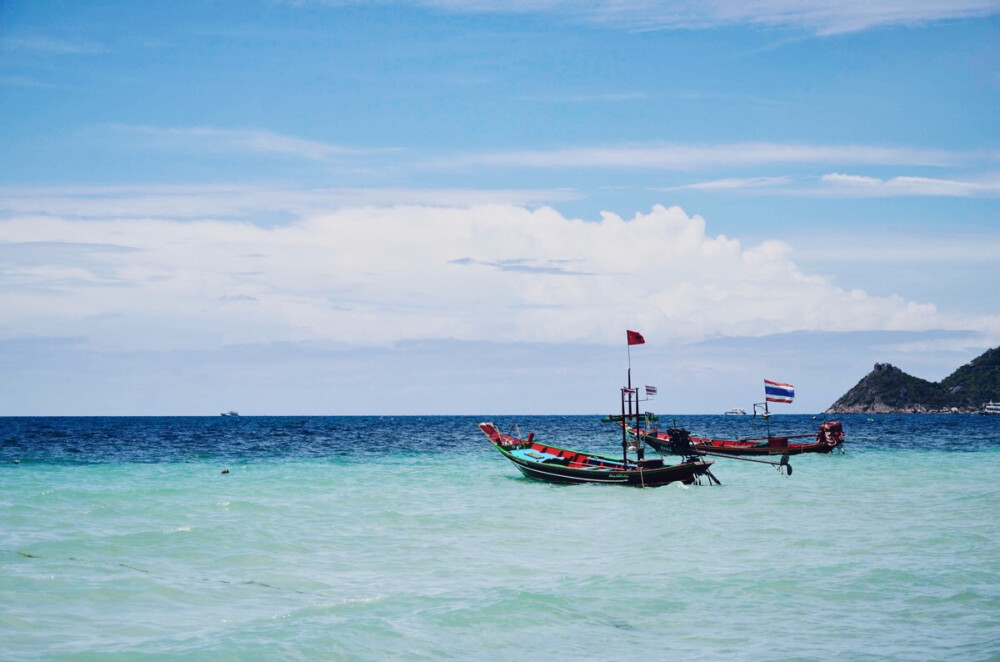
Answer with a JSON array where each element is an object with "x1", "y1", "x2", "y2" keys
[{"x1": 826, "y1": 346, "x2": 1000, "y2": 413}]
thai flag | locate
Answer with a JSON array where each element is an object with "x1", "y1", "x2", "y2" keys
[
  {"x1": 622, "y1": 387, "x2": 637, "y2": 394},
  {"x1": 764, "y1": 379, "x2": 795, "y2": 404},
  {"x1": 645, "y1": 385, "x2": 657, "y2": 397}
]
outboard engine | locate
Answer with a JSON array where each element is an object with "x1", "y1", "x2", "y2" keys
[
  {"x1": 666, "y1": 427, "x2": 693, "y2": 455},
  {"x1": 817, "y1": 421, "x2": 844, "y2": 447}
]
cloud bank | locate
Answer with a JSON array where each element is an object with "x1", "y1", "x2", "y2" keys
[{"x1": 3, "y1": 200, "x2": 996, "y2": 353}]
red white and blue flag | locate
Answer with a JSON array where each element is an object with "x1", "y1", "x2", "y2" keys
[
  {"x1": 645, "y1": 385, "x2": 657, "y2": 397},
  {"x1": 764, "y1": 379, "x2": 795, "y2": 404}
]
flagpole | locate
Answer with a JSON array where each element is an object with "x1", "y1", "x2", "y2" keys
[
  {"x1": 627, "y1": 345, "x2": 632, "y2": 395},
  {"x1": 627, "y1": 341, "x2": 632, "y2": 379},
  {"x1": 621, "y1": 385, "x2": 628, "y2": 466},
  {"x1": 627, "y1": 340, "x2": 634, "y2": 422},
  {"x1": 625, "y1": 330, "x2": 644, "y2": 422}
]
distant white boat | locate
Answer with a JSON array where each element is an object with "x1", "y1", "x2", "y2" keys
[
  {"x1": 723, "y1": 408, "x2": 747, "y2": 415},
  {"x1": 221, "y1": 411, "x2": 240, "y2": 417},
  {"x1": 982, "y1": 401, "x2": 1000, "y2": 415}
]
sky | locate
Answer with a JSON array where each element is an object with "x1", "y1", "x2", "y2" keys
[{"x1": 1, "y1": 0, "x2": 998, "y2": 415}]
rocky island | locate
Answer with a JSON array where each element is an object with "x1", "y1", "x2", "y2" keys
[{"x1": 826, "y1": 346, "x2": 1000, "y2": 414}]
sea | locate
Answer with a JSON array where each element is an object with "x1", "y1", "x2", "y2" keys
[{"x1": 1, "y1": 414, "x2": 998, "y2": 661}]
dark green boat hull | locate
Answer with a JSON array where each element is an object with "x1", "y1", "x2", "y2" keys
[{"x1": 479, "y1": 422, "x2": 712, "y2": 488}]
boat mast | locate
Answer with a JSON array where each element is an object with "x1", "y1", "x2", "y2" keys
[
  {"x1": 753, "y1": 400, "x2": 772, "y2": 438},
  {"x1": 623, "y1": 345, "x2": 633, "y2": 466},
  {"x1": 623, "y1": 330, "x2": 645, "y2": 467},
  {"x1": 621, "y1": 385, "x2": 628, "y2": 466},
  {"x1": 628, "y1": 366, "x2": 633, "y2": 420}
]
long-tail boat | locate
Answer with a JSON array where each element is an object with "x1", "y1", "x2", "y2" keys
[
  {"x1": 625, "y1": 420, "x2": 845, "y2": 458},
  {"x1": 618, "y1": 382, "x2": 844, "y2": 471},
  {"x1": 609, "y1": 376, "x2": 843, "y2": 475},
  {"x1": 478, "y1": 330, "x2": 718, "y2": 488},
  {"x1": 478, "y1": 421, "x2": 716, "y2": 487}
]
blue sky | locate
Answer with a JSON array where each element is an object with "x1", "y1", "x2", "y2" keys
[{"x1": 1, "y1": 0, "x2": 998, "y2": 414}]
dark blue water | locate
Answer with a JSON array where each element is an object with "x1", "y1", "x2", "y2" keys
[{"x1": 2, "y1": 414, "x2": 996, "y2": 465}]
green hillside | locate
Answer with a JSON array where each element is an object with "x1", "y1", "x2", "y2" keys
[
  {"x1": 827, "y1": 346, "x2": 1000, "y2": 413},
  {"x1": 940, "y1": 346, "x2": 1000, "y2": 408}
]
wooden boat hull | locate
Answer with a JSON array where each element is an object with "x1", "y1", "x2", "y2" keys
[
  {"x1": 478, "y1": 422, "x2": 713, "y2": 487},
  {"x1": 630, "y1": 421, "x2": 844, "y2": 457},
  {"x1": 644, "y1": 435, "x2": 833, "y2": 456}
]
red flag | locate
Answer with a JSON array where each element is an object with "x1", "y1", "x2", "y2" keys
[{"x1": 627, "y1": 330, "x2": 645, "y2": 346}]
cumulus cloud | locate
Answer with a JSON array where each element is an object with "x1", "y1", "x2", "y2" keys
[{"x1": 2, "y1": 201, "x2": 994, "y2": 352}]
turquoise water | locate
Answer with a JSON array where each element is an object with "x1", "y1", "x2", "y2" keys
[{"x1": 2, "y1": 415, "x2": 998, "y2": 660}]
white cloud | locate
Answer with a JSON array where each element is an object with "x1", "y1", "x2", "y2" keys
[
  {"x1": 2, "y1": 199, "x2": 996, "y2": 352},
  {"x1": 0, "y1": 185, "x2": 580, "y2": 219},
  {"x1": 821, "y1": 173, "x2": 883, "y2": 187},
  {"x1": 793, "y1": 233, "x2": 1000, "y2": 264},
  {"x1": 117, "y1": 126, "x2": 377, "y2": 161},
  {"x1": 0, "y1": 36, "x2": 106, "y2": 55},
  {"x1": 429, "y1": 142, "x2": 976, "y2": 170},
  {"x1": 76, "y1": 128, "x2": 1000, "y2": 188},
  {"x1": 661, "y1": 171, "x2": 1000, "y2": 197},
  {"x1": 819, "y1": 172, "x2": 1000, "y2": 197},
  {"x1": 666, "y1": 176, "x2": 793, "y2": 191},
  {"x1": 399, "y1": 0, "x2": 1000, "y2": 34}
]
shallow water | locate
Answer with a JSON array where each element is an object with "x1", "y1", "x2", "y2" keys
[{"x1": 2, "y1": 415, "x2": 998, "y2": 660}]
